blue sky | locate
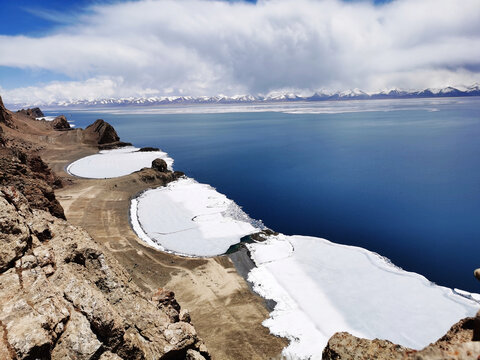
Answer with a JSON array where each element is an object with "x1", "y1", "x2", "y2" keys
[{"x1": 0, "y1": 0, "x2": 478, "y2": 105}]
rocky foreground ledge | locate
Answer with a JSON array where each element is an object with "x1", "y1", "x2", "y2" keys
[
  {"x1": 323, "y1": 315, "x2": 480, "y2": 360},
  {"x1": 0, "y1": 97, "x2": 210, "y2": 359}
]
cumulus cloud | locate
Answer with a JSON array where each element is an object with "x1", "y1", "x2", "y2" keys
[{"x1": 1, "y1": 0, "x2": 480, "y2": 103}]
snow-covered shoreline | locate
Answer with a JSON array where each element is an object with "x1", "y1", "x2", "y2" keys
[
  {"x1": 247, "y1": 234, "x2": 479, "y2": 359},
  {"x1": 67, "y1": 145, "x2": 480, "y2": 360},
  {"x1": 130, "y1": 177, "x2": 262, "y2": 257}
]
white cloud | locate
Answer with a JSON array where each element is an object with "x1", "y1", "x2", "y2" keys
[{"x1": 1, "y1": 0, "x2": 480, "y2": 103}]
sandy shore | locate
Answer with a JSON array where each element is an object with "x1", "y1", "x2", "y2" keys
[{"x1": 37, "y1": 128, "x2": 287, "y2": 359}]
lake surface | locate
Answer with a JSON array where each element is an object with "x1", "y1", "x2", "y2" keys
[{"x1": 50, "y1": 97, "x2": 480, "y2": 292}]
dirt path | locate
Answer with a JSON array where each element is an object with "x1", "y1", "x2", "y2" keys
[{"x1": 40, "y1": 131, "x2": 287, "y2": 359}]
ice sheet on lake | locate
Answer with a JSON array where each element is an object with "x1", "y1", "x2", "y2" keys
[
  {"x1": 66, "y1": 146, "x2": 173, "y2": 179},
  {"x1": 247, "y1": 234, "x2": 480, "y2": 360},
  {"x1": 131, "y1": 177, "x2": 260, "y2": 256}
]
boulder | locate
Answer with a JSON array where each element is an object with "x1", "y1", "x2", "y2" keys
[
  {"x1": 52, "y1": 115, "x2": 71, "y2": 130},
  {"x1": 84, "y1": 119, "x2": 120, "y2": 145},
  {"x1": 474, "y1": 268, "x2": 480, "y2": 281},
  {"x1": 152, "y1": 158, "x2": 168, "y2": 172}
]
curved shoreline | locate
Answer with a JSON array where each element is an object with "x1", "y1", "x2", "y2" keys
[{"x1": 46, "y1": 140, "x2": 288, "y2": 359}]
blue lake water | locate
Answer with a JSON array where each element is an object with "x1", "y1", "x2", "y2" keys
[{"x1": 49, "y1": 97, "x2": 480, "y2": 292}]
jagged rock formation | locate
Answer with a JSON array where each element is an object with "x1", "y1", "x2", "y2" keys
[
  {"x1": 0, "y1": 147, "x2": 65, "y2": 219},
  {"x1": 0, "y1": 187, "x2": 210, "y2": 359},
  {"x1": 84, "y1": 119, "x2": 120, "y2": 145},
  {"x1": 322, "y1": 315, "x2": 480, "y2": 360},
  {"x1": 52, "y1": 115, "x2": 71, "y2": 130},
  {"x1": 152, "y1": 158, "x2": 168, "y2": 172},
  {"x1": 16, "y1": 107, "x2": 44, "y2": 118},
  {"x1": 0, "y1": 96, "x2": 14, "y2": 128}
]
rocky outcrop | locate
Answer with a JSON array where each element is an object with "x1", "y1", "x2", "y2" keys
[
  {"x1": 139, "y1": 147, "x2": 160, "y2": 152},
  {"x1": 84, "y1": 119, "x2": 120, "y2": 145},
  {"x1": 0, "y1": 148, "x2": 64, "y2": 219},
  {"x1": 152, "y1": 158, "x2": 168, "y2": 172},
  {"x1": 0, "y1": 125, "x2": 5, "y2": 147},
  {"x1": 322, "y1": 316, "x2": 480, "y2": 360},
  {"x1": 0, "y1": 187, "x2": 210, "y2": 360},
  {"x1": 16, "y1": 107, "x2": 44, "y2": 118},
  {"x1": 0, "y1": 96, "x2": 14, "y2": 128},
  {"x1": 52, "y1": 115, "x2": 71, "y2": 130}
]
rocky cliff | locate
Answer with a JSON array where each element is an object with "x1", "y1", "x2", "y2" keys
[
  {"x1": 0, "y1": 102, "x2": 210, "y2": 360},
  {"x1": 84, "y1": 119, "x2": 120, "y2": 145}
]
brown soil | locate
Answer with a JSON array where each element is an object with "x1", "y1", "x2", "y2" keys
[{"x1": 3, "y1": 109, "x2": 287, "y2": 359}]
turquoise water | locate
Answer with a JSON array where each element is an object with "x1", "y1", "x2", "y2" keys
[{"x1": 53, "y1": 97, "x2": 480, "y2": 292}]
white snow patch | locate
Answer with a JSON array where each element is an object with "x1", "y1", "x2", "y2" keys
[
  {"x1": 66, "y1": 146, "x2": 173, "y2": 179},
  {"x1": 131, "y1": 177, "x2": 260, "y2": 256},
  {"x1": 247, "y1": 234, "x2": 480, "y2": 359},
  {"x1": 36, "y1": 116, "x2": 56, "y2": 121}
]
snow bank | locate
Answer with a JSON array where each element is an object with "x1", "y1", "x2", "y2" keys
[
  {"x1": 131, "y1": 177, "x2": 260, "y2": 256},
  {"x1": 66, "y1": 146, "x2": 173, "y2": 179},
  {"x1": 247, "y1": 235, "x2": 480, "y2": 360},
  {"x1": 36, "y1": 116, "x2": 56, "y2": 121}
]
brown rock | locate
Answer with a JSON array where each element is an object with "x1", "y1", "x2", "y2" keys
[
  {"x1": 323, "y1": 317, "x2": 480, "y2": 360},
  {"x1": 0, "y1": 148, "x2": 65, "y2": 218},
  {"x1": 180, "y1": 308, "x2": 191, "y2": 323},
  {"x1": 152, "y1": 288, "x2": 181, "y2": 322},
  {"x1": 99, "y1": 351, "x2": 123, "y2": 360},
  {"x1": 138, "y1": 146, "x2": 160, "y2": 152},
  {"x1": 0, "y1": 187, "x2": 210, "y2": 359},
  {"x1": 52, "y1": 115, "x2": 71, "y2": 130},
  {"x1": 186, "y1": 349, "x2": 208, "y2": 360},
  {"x1": 152, "y1": 158, "x2": 168, "y2": 172},
  {"x1": 0, "y1": 125, "x2": 5, "y2": 147},
  {"x1": 322, "y1": 332, "x2": 408, "y2": 360},
  {"x1": 0, "y1": 96, "x2": 14, "y2": 128},
  {"x1": 474, "y1": 311, "x2": 480, "y2": 342},
  {"x1": 0, "y1": 190, "x2": 31, "y2": 272},
  {"x1": 51, "y1": 311, "x2": 102, "y2": 360},
  {"x1": 474, "y1": 268, "x2": 480, "y2": 281},
  {"x1": 16, "y1": 107, "x2": 44, "y2": 118},
  {"x1": 84, "y1": 119, "x2": 120, "y2": 145}
]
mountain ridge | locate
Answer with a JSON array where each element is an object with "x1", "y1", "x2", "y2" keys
[{"x1": 5, "y1": 84, "x2": 480, "y2": 109}]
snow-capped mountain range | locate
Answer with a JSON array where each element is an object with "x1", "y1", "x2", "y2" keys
[{"x1": 8, "y1": 84, "x2": 480, "y2": 109}]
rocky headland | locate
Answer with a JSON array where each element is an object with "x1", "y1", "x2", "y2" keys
[{"x1": 1, "y1": 95, "x2": 479, "y2": 359}]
